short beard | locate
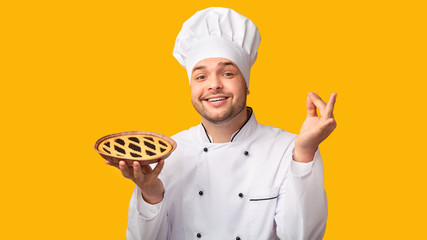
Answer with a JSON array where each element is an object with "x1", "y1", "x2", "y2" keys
[{"x1": 192, "y1": 98, "x2": 247, "y2": 124}]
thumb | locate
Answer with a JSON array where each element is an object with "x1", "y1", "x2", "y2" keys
[{"x1": 152, "y1": 159, "x2": 165, "y2": 177}]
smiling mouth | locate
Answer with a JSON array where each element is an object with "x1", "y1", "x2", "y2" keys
[{"x1": 206, "y1": 97, "x2": 228, "y2": 102}]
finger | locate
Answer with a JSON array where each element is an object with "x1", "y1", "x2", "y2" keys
[
  {"x1": 133, "y1": 161, "x2": 143, "y2": 180},
  {"x1": 320, "y1": 118, "x2": 337, "y2": 132},
  {"x1": 119, "y1": 161, "x2": 133, "y2": 179},
  {"x1": 308, "y1": 92, "x2": 327, "y2": 113},
  {"x1": 306, "y1": 95, "x2": 318, "y2": 117},
  {"x1": 152, "y1": 159, "x2": 165, "y2": 177},
  {"x1": 325, "y1": 92, "x2": 337, "y2": 118},
  {"x1": 140, "y1": 164, "x2": 153, "y2": 175},
  {"x1": 105, "y1": 160, "x2": 119, "y2": 169}
]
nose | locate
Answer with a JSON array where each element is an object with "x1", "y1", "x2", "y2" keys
[{"x1": 207, "y1": 75, "x2": 223, "y2": 90}]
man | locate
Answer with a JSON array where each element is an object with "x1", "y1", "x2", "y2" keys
[{"x1": 106, "y1": 7, "x2": 337, "y2": 240}]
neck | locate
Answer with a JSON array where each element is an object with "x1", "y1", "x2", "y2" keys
[{"x1": 202, "y1": 107, "x2": 250, "y2": 143}]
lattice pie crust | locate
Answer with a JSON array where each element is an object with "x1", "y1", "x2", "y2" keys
[{"x1": 98, "y1": 133, "x2": 173, "y2": 161}]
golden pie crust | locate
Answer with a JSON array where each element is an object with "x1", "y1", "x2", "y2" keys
[{"x1": 95, "y1": 131, "x2": 177, "y2": 165}]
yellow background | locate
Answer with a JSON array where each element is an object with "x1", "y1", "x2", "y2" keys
[{"x1": 1, "y1": 0, "x2": 426, "y2": 239}]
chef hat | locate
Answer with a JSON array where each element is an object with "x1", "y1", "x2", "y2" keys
[{"x1": 173, "y1": 7, "x2": 261, "y2": 87}]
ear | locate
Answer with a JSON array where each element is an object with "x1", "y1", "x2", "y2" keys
[{"x1": 246, "y1": 88, "x2": 250, "y2": 95}]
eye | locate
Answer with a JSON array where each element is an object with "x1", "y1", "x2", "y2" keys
[
  {"x1": 195, "y1": 75, "x2": 206, "y2": 80},
  {"x1": 224, "y1": 72, "x2": 234, "y2": 77}
]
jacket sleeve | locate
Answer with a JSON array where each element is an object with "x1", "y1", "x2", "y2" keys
[
  {"x1": 275, "y1": 149, "x2": 328, "y2": 240},
  {"x1": 126, "y1": 185, "x2": 169, "y2": 240}
]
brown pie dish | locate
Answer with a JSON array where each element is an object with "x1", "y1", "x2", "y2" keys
[{"x1": 95, "y1": 131, "x2": 177, "y2": 166}]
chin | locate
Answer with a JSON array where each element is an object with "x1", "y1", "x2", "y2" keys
[
  {"x1": 206, "y1": 115, "x2": 230, "y2": 123},
  {"x1": 192, "y1": 100, "x2": 246, "y2": 124},
  {"x1": 205, "y1": 107, "x2": 244, "y2": 124},
  {"x1": 196, "y1": 108, "x2": 228, "y2": 123}
]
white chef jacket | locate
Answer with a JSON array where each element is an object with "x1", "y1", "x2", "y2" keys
[{"x1": 127, "y1": 109, "x2": 327, "y2": 240}]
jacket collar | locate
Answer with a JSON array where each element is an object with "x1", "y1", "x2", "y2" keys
[{"x1": 199, "y1": 107, "x2": 257, "y2": 143}]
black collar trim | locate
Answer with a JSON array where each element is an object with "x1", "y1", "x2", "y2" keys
[
  {"x1": 201, "y1": 123, "x2": 212, "y2": 143},
  {"x1": 201, "y1": 107, "x2": 253, "y2": 143},
  {"x1": 230, "y1": 107, "x2": 253, "y2": 142}
]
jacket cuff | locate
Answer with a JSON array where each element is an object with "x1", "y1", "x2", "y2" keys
[
  {"x1": 135, "y1": 186, "x2": 163, "y2": 220},
  {"x1": 290, "y1": 149, "x2": 320, "y2": 177}
]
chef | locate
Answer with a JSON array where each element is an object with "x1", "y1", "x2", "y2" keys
[{"x1": 106, "y1": 7, "x2": 337, "y2": 240}]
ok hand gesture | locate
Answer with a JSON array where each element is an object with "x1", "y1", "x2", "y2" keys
[{"x1": 294, "y1": 92, "x2": 337, "y2": 163}]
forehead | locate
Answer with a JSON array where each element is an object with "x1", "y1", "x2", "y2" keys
[{"x1": 192, "y1": 57, "x2": 239, "y2": 71}]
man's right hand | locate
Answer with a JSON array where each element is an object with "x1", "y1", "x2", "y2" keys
[{"x1": 105, "y1": 159, "x2": 165, "y2": 204}]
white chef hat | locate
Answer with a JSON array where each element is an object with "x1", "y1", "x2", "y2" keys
[{"x1": 173, "y1": 7, "x2": 261, "y2": 87}]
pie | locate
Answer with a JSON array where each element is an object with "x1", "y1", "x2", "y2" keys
[{"x1": 95, "y1": 131, "x2": 177, "y2": 165}]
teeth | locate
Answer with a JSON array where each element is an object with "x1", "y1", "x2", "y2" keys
[{"x1": 207, "y1": 97, "x2": 226, "y2": 102}]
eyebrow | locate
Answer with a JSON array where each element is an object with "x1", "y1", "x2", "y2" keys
[{"x1": 192, "y1": 61, "x2": 236, "y2": 73}]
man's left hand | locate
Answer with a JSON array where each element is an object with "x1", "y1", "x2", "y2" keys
[{"x1": 294, "y1": 92, "x2": 337, "y2": 163}]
